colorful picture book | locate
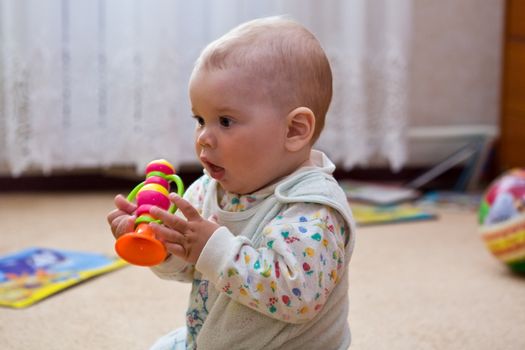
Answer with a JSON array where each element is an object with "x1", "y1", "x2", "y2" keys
[
  {"x1": 350, "y1": 202, "x2": 437, "y2": 226},
  {"x1": 0, "y1": 247, "x2": 126, "y2": 308}
]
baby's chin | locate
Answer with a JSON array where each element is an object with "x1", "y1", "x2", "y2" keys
[
  {"x1": 218, "y1": 183, "x2": 251, "y2": 195},
  {"x1": 218, "y1": 177, "x2": 277, "y2": 195}
]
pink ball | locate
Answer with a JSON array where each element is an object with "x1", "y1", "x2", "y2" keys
[
  {"x1": 136, "y1": 204, "x2": 154, "y2": 217},
  {"x1": 145, "y1": 176, "x2": 169, "y2": 189},
  {"x1": 137, "y1": 190, "x2": 170, "y2": 210},
  {"x1": 146, "y1": 162, "x2": 174, "y2": 176}
]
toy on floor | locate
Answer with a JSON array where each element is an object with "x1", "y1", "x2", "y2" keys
[
  {"x1": 115, "y1": 159, "x2": 185, "y2": 266},
  {"x1": 478, "y1": 168, "x2": 525, "y2": 274}
]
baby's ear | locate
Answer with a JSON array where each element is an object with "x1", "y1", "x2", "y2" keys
[{"x1": 284, "y1": 107, "x2": 315, "y2": 152}]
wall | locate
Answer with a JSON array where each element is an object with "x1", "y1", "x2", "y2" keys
[{"x1": 405, "y1": 0, "x2": 504, "y2": 166}]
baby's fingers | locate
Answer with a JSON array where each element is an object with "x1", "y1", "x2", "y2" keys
[
  {"x1": 110, "y1": 215, "x2": 135, "y2": 238},
  {"x1": 150, "y1": 207, "x2": 189, "y2": 233},
  {"x1": 164, "y1": 242, "x2": 186, "y2": 258},
  {"x1": 150, "y1": 223, "x2": 187, "y2": 259},
  {"x1": 150, "y1": 222, "x2": 185, "y2": 245},
  {"x1": 107, "y1": 208, "x2": 130, "y2": 225},
  {"x1": 114, "y1": 194, "x2": 137, "y2": 214},
  {"x1": 170, "y1": 194, "x2": 201, "y2": 221}
]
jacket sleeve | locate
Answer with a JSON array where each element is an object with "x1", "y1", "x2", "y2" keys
[{"x1": 195, "y1": 203, "x2": 348, "y2": 323}]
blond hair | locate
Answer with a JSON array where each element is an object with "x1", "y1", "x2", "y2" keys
[{"x1": 193, "y1": 16, "x2": 332, "y2": 143}]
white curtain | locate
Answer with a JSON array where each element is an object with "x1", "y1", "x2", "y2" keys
[{"x1": 0, "y1": 0, "x2": 412, "y2": 176}]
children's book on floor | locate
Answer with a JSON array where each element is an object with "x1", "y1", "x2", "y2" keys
[
  {"x1": 349, "y1": 202, "x2": 437, "y2": 226},
  {"x1": 0, "y1": 247, "x2": 126, "y2": 308},
  {"x1": 339, "y1": 180, "x2": 436, "y2": 226}
]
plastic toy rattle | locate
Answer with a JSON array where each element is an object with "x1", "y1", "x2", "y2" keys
[{"x1": 115, "y1": 159, "x2": 184, "y2": 266}]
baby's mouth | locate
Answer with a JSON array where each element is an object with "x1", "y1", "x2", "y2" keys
[{"x1": 202, "y1": 159, "x2": 225, "y2": 180}]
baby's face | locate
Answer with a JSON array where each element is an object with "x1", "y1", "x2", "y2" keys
[{"x1": 189, "y1": 67, "x2": 292, "y2": 194}]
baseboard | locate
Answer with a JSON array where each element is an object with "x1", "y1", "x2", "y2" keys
[{"x1": 0, "y1": 165, "x2": 479, "y2": 193}]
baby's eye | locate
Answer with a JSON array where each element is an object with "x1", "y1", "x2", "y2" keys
[
  {"x1": 193, "y1": 115, "x2": 204, "y2": 127},
  {"x1": 219, "y1": 116, "x2": 233, "y2": 128}
]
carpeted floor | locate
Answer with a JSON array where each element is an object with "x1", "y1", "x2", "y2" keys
[{"x1": 1, "y1": 192, "x2": 524, "y2": 350}]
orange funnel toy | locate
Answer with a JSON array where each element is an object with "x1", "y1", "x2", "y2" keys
[
  {"x1": 114, "y1": 159, "x2": 184, "y2": 266},
  {"x1": 115, "y1": 223, "x2": 166, "y2": 266}
]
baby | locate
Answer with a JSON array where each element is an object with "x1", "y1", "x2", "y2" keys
[{"x1": 107, "y1": 16, "x2": 356, "y2": 350}]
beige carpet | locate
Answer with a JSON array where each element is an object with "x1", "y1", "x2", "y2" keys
[{"x1": 1, "y1": 192, "x2": 524, "y2": 350}]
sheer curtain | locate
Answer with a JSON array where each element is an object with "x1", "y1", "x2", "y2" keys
[{"x1": 0, "y1": 0, "x2": 412, "y2": 176}]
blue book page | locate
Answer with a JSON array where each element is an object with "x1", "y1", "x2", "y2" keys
[{"x1": 0, "y1": 247, "x2": 126, "y2": 308}]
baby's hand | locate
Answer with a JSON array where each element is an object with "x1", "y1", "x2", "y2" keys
[
  {"x1": 107, "y1": 194, "x2": 137, "y2": 239},
  {"x1": 150, "y1": 193, "x2": 219, "y2": 264}
]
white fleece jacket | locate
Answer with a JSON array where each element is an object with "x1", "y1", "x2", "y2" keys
[{"x1": 151, "y1": 150, "x2": 356, "y2": 350}]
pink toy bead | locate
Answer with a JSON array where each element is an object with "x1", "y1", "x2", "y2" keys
[
  {"x1": 137, "y1": 190, "x2": 170, "y2": 210},
  {"x1": 145, "y1": 176, "x2": 169, "y2": 189},
  {"x1": 146, "y1": 162, "x2": 174, "y2": 176},
  {"x1": 136, "y1": 204, "x2": 155, "y2": 217}
]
